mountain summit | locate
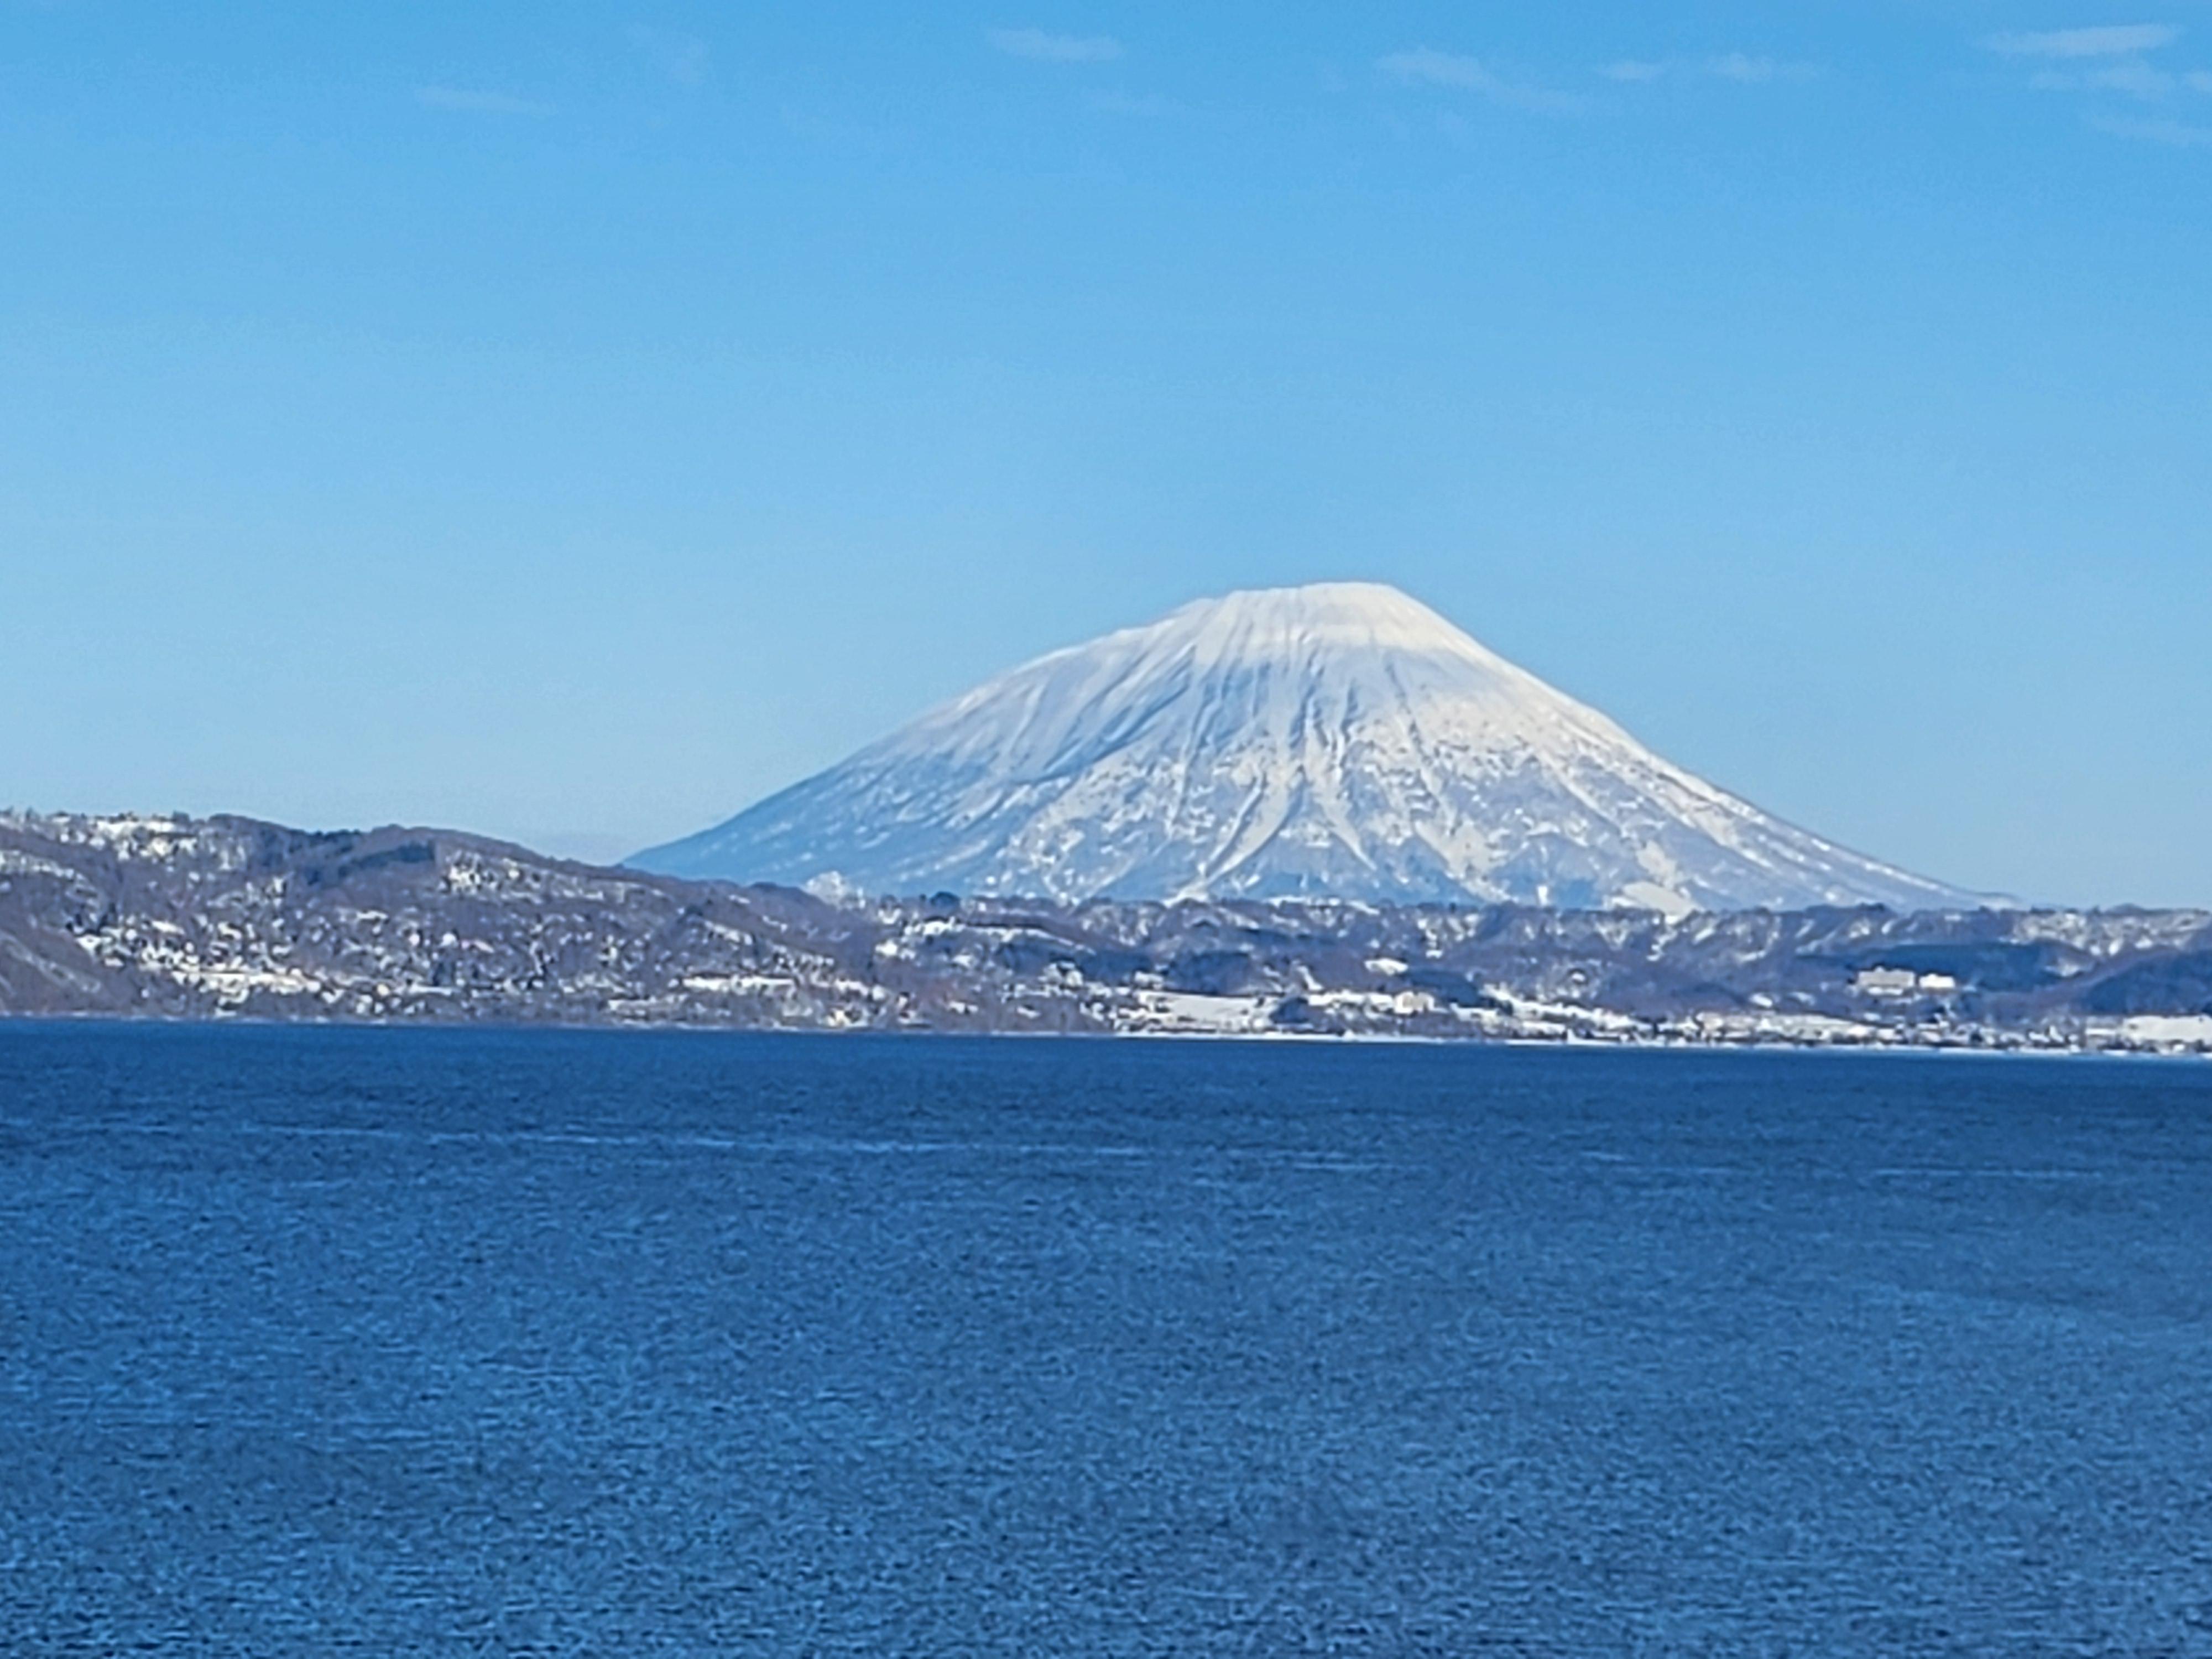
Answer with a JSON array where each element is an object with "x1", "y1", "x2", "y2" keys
[{"x1": 632, "y1": 582, "x2": 1980, "y2": 914}]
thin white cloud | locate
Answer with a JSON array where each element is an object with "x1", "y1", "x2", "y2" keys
[
  {"x1": 1988, "y1": 22, "x2": 2212, "y2": 143},
  {"x1": 1705, "y1": 53, "x2": 1819, "y2": 84},
  {"x1": 987, "y1": 27, "x2": 1121, "y2": 63},
  {"x1": 630, "y1": 27, "x2": 709, "y2": 88},
  {"x1": 1596, "y1": 53, "x2": 1817, "y2": 86},
  {"x1": 1985, "y1": 24, "x2": 2180, "y2": 59},
  {"x1": 2092, "y1": 59, "x2": 2176, "y2": 96},
  {"x1": 2030, "y1": 62, "x2": 2179, "y2": 96},
  {"x1": 415, "y1": 86, "x2": 553, "y2": 116},
  {"x1": 1378, "y1": 48, "x2": 1584, "y2": 114},
  {"x1": 2093, "y1": 112, "x2": 2212, "y2": 143}
]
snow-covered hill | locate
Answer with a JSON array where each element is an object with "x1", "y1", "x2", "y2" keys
[
  {"x1": 8, "y1": 808, "x2": 2202, "y2": 1046},
  {"x1": 632, "y1": 582, "x2": 1985, "y2": 913}
]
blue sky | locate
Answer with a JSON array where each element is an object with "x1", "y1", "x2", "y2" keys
[{"x1": 3, "y1": 2, "x2": 2206, "y2": 905}]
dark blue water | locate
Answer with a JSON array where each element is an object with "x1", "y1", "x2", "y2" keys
[{"x1": 4, "y1": 1028, "x2": 2212, "y2": 1655}]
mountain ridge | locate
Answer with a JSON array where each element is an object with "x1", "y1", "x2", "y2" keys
[{"x1": 0, "y1": 808, "x2": 2201, "y2": 1052}]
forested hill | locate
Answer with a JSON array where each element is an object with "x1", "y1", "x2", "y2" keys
[{"x1": 3, "y1": 811, "x2": 2207, "y2": 1053}]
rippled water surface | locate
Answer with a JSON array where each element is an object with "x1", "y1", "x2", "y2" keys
[{"x1": 4, "y1": 1026, "x2": 2212, "y2": 1655}]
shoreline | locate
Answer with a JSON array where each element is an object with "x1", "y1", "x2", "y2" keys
[{"x1": 4, "y1": 1009, "x2": 2206, "y2": 1062}]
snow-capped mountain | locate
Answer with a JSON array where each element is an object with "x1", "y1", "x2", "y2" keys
[{"x1": 631, "y1": 582, "x2": 1984, "y2": 914}]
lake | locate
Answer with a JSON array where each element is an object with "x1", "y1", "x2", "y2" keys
[{"x1": 4, "y1": 1025, "x2": 2210, "y2": 1654}]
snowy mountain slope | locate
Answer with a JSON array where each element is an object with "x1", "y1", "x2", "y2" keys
[{"x1": 630, "y1": 582, "x2": 1987, "y2": 913}]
